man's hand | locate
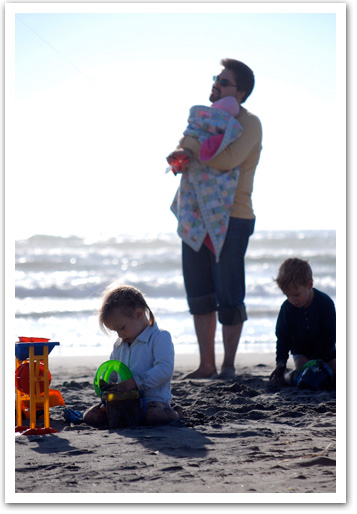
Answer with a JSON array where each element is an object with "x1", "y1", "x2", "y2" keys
[{"x1": 166, "y1": 149, "x2": 192, "y2": 174}]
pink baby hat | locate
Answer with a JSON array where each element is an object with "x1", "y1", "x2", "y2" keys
[{"x1": 211, "y1": 96, "x2": 240, "y2": 117}]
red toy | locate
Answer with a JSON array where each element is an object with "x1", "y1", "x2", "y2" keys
[
  {"x1": 166, "y1": 152, "x2": 191, "y2": 175},
  {"x1": 15, "y1": 362, "x2": 51, "y2": 395}
]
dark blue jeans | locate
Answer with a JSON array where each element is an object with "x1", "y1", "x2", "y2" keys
[{"x1": 182, "y1": 217, "x2": 255, "y2": 325}]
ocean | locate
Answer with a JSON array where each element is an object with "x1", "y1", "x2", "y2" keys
[{"x1": 14, "y1": 230, "x2": 336, "y2": 358}]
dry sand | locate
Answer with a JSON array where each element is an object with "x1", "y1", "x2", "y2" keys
[{"x1": 12, "y1": 352, "x2": 342, "y2": 502}]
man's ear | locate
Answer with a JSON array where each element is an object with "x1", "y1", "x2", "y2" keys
[{"x1": 236, "y1": 90, "x2": 246, "y2": 104}]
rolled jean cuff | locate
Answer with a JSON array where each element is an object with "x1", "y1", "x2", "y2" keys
[
  {"x1": 218, "y1": 304, "x2": 247, "y2": 325},
  {"x1": 187, "y1": 293, "x2": 217, "y2": 315}
]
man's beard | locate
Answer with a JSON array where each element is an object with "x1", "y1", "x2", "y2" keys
[{"x1": 209, "y1": 88, "x2": 220, "y2": 103}]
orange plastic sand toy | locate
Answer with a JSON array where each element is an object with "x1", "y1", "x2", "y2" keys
[{"x1": 15, "y1": 338, "x2": 65, "y2": 435}]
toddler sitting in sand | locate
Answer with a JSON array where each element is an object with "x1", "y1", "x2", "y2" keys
[
  {"x1": 270, "y1": 258, "x2": 336, "y2": 386},
  {"x1": 83, "y1": 284, "x2": 182, "y2": 427}
]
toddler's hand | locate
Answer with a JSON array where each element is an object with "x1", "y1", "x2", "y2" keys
[{"x1": 105, "y1": 377, "x2": 138, "y2": 392}]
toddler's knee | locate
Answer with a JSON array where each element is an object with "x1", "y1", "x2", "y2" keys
[
  {"x1": 143, "y1": 402, "x2": 181, "y2": 426},
  {"x1": 83, "y1": 405, "x2": 107, "y2": 428}
]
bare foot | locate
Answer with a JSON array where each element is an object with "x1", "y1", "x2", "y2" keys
[
  {"x1": 173, "y1": 405, "x2": 183, "y2": 419},
  {"x1": 284, "y1": 369, "x2": 294, "y2": 385},
  {"x1": 181, "y1": 366, "x2": 217, "y2": 379},
  {"x1": 218, "y1": 366, "x2": 236, "y2": 380}
]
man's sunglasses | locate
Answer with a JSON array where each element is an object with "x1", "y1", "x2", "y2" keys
[{"x1": 213, "y1": 76, "x2": 238, "y2": 88}]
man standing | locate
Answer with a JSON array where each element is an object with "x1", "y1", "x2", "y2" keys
[{"x1": 168, "y1": 58, "x2": 263, "y2": 379}]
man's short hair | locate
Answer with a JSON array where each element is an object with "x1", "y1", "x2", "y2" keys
[
  {"x1": 275, "y1": 258, "x2": 313, "y2": 291},
  {"x1": 221, "y1": 58, "x2": 255, "y2": 103}
]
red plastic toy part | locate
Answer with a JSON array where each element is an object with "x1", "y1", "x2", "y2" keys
[
  {"x1": 18, "y1": 337, "x2": 50, "y2": 343},
  {"x1": 15, "y1": 362, "x2": 51, "y2": 395},
  {"x1": 15, "y1": 427, "x2": 59, "y2": 435},
  {"x1": 166, "y1": 153, "x2": 191, "y2": 175}
]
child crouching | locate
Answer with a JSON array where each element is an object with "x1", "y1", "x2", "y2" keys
[{"x1": 270, "y1": 258, "x2": 336, "y2": 386}]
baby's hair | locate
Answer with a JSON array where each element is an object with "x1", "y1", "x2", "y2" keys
[
  {"x1": 275, "y1": 258, "x2": 313, "y2": 292},
  {"x1": 99, "y1": 283, "x2": 155, "y2": 334}
]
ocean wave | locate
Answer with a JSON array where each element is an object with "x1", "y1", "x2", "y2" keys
[
  {"x1": 15, "y1": 284, "x2": 105, "y2": 299},
  {"x1": 16, "y1": 309, "x2": 97, "y2": 319},
  {"x1": 14, "y1": 230, "x2": 337, "y2": 355}
]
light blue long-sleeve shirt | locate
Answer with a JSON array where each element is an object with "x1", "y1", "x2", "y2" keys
[{"x1": 109, "y1": 323, "x2": 174, "y2": 404}]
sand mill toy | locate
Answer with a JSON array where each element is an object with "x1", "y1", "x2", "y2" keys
[{"x1": 15, "y1": 337, "x2": 65, "y2": 435}]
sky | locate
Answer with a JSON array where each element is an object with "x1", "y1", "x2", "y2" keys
[{"x1": 6, "y1": 2, "x2": 346, "y2": 239}]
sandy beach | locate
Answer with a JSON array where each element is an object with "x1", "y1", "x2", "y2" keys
[{"x1": 12, "y1": 352, "x2": 341, "y2": 502}]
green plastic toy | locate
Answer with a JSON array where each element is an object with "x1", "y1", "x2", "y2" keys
[{"x1": 93, "y1": 360, "x2": 133, "y2": 397}]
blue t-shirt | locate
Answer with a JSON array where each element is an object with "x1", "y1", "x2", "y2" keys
[{"x1": 275, "y1": 288, "x2": 336, "y2": 364}]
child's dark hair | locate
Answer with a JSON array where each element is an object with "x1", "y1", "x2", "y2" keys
[
  {"x1": 99, "y1": 283, "x2": 155, "y2": 334},
  {"x1": 275, "y1": 258, "x2": 313, "y2": 291}
]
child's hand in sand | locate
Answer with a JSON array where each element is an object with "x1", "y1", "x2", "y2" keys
[
  {"x1": 105, "y1": 377, "x2": 138, "y2": 392},
  {"x1": 269, "y1": 362, "x2": 286, "y2": 383}
]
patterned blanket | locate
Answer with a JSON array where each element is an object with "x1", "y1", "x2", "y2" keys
[{"x1": 171, "y1": 105, "x2": 243, "y2": 261}]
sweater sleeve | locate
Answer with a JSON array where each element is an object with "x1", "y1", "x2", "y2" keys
[
  {"x1": 275, "y1": 302, "x2": 293, "y2": 364},
  {"x1": 133, "y1": 331, "x2": 175, "y2": 391},
  {"x1": 311, "y1": 294, "x2": 336, "y2": 360}
]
